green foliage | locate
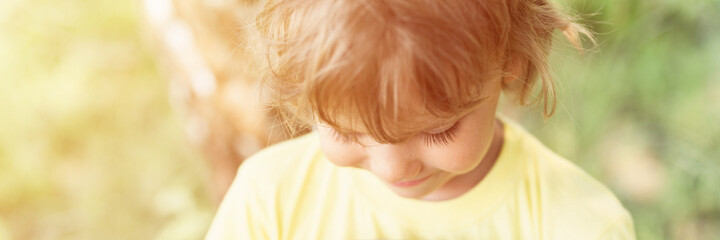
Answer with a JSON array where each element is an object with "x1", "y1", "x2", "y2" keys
[{"x1": 517, "y1": 0, "x2": 720, "y2": 239}]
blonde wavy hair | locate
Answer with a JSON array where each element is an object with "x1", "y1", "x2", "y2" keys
[{"x1": 256, "y1": 0, "x2": 593, "y2": 143}]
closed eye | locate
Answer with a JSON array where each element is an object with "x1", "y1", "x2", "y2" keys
[
  {"x1": 330, "y1": 122, "x2": 461, "y2": 146},
  {"x1": 423, "y1": 122, "x2": 461, "y2": 146},
  {"x1": 332, "y1": 130, "x2": 356, "y2": 145}
]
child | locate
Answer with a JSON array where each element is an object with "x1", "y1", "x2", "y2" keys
[{"x1": 207, "y1": 0, "x2": 635, "y2": 239}]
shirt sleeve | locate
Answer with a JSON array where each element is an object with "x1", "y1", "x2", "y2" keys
[
  {"x1": 205, "y1": 165, "x2": 270, "y2": 240},
  {"x1": 598, "y1": 214, "x2": 636, "y2": 240}
]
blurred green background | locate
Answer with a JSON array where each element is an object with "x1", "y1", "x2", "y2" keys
[{"x1": 0, "y1": 0, "x2": 718, "y2": 239}]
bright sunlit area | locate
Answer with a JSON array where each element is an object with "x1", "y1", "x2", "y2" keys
[{"x1": 1, "y1": 0, "x2": 719, "y2": 239}]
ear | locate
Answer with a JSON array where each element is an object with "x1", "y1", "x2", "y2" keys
[{"x1": 501, "y1": 53, "x2": 528, "y2": 89}]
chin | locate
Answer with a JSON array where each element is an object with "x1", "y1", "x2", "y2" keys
[
  {"x1": 387, "y1": 186, "x2": 433, "y2": 199},
  {"x1": 392, "y1": 191, "x2": 426, "y2": 199}
]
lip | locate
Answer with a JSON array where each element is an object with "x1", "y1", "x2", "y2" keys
[{"x1": 391, "y1": 175, "x2": 432, "y2": 188}]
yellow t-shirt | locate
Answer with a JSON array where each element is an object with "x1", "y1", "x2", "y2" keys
[{"x1": 206, "y1": 120, "x2": 635, "y2": 239}]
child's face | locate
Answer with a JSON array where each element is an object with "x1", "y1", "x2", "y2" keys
[{"x1": 315, "y1": 79, "x2": 504, "y2": 201}]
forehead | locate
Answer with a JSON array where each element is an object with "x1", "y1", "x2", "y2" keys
[
  {"x1": 312, "y1": 75, "x2": 495, "y2": 143},
  {"x1": 315, "y1": 95, "x2": 486, "y2": 142}
]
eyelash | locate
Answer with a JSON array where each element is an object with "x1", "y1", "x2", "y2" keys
[
  {"x1": 331, "y1": 123, "x2": 461, "y2": 147},
  {"x1": 423, "y1": 123, "x2": 461, "y2": 147},
  {"x1": 332, "y1": 131, "x2": 355, "y2": 145}
]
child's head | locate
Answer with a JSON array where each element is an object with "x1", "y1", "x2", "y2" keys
[
  {"x1": 257, "y1": 0, "x2": 589, "y2": 141},
  {"x1": 255, "y1": 0, "x2": 590, "y2": 199}
]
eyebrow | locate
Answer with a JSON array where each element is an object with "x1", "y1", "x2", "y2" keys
[
  {"x1": 425, "y1": 121, "x2": 458, "y2": 133},
  {"x1": 315, "y1": 123, "x2": 364, "y2": 138}
]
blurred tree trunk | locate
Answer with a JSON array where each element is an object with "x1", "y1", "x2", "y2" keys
[{"x1": 141, "y1": 0, "x2": 292, "y2": 204}]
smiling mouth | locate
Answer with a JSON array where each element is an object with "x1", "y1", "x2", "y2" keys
[{"x1": 392, "y1": 175, "x2": 432, "y2": 187}]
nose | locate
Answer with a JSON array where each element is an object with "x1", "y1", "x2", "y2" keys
[{"x1": 365, "y1": 143, "x2": 423, "y2": 183}]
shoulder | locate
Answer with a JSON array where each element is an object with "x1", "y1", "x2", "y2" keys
[
  {"x1": 206, "y1": 132, "x2": 323, "y2": 239},
  {"x1": 505, "y1": 121, "x2": 635, "y2": 239},
  {"x1": 238, "y1": 132, "x2": 321, "y2": 183},
  {"x1": 537, "y1": 152, "x2": 633, "y2": 238},
  {"x1": 221, "y1": 131, "x2": 323, "y2": 214},
  {"x1": 538, "y1": 153, "x2": 635, "y2": 239}
]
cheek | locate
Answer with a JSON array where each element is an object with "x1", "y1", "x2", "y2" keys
[
  {"x1": 317, "y1": 131, "x2": 365, "y2": 167},
  {"x1": 426, "y1": 128, "x2": 492, "y2": 173},
  {"x1": 426, "y1": 146, "x2": 482, "y2": 173}
]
